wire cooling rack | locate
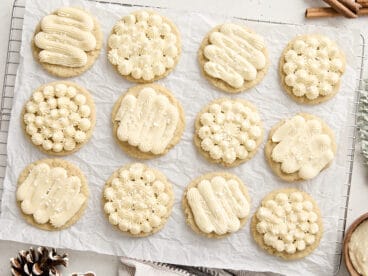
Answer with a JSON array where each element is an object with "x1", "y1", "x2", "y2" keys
[{"x1": 0, "y1": 0, "x2": 366, "y2": 274}]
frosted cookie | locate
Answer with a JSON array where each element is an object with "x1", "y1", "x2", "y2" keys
[
  {"x1": 194, "y1": 98, "x2": 263, "y2": 167},
  {"x1": 198, "y1": 23, "x2": 269, "y2": 93},
  {"x1": 16, "y1": 159, "x2": 89, "y2": 231},
  {"x1": 107, "y1": 10, "x2": 181, "y2": 83},
  {"x1": 32, "y1": 7, "x2": 102, "y2": 78},
  {"x1": 265, "y1": 113, "x2": 336, "y2": 182},
  {"x1": 280, "y1": 34, "x2": 345, "y2": 104},
  {"x1": 112, "y1": 83, "x2": 185, "y2": 159},
  {"x1": 251, "y1": 188, "x2": 323, "y2": 260},
  {"x1": 182, "y1": 172, "x2": 251, "y2": 238},
  {"x1": 103, "y1": 163, "x2": 174, "y2": 237},
  {"x1": 22, "y1": 81, "x2": 96, "y2": 156}
]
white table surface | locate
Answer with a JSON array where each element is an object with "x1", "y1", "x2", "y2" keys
[{"x1": 0, "y1": 0, "x2": 366, "y2": 275}]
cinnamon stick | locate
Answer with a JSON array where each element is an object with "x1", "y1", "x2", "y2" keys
[
  {"x1": 306, "y1": 6, "x2": 368, "y2": 18},
  {"x1": 338, "y1": 0, "x2": 361, "y2": 13},
  {"x1": 323, "y1": 0, "x2": 358, "y2": 17},
  {"x1": 306, "y1": 7, "x2": 340, "y2": 17},
  {"x1": 357, "y1": 1, "x2": 368, "y2": 8},
  {"x1": 357, "y1": 6, "x2": 368, "y2": 13}
]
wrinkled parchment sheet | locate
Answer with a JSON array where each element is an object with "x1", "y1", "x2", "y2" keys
[{"x1": 0, "y1": 0, "x2": 359, "y2": 275}]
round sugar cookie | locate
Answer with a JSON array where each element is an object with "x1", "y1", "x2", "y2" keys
[
  {"x1": 182, "y1": 172, "x2": 251, "y2": 238},
  {"x1": 111, "y1": 83, "x2": 185, "y2": 159},
  {"x1": 198, "y1": 23, "x2": 270, "y2": 93},
  {"x1": 107, "y1": 10, "x2": 181, "y2": 83},
  {"x1": 265, "y1": 113, "x2": 336, "y2": 182},
  {"x1": 279, "y1": 34, "x2": 345, "y2": 104},
  {"x1": 251, "y1": 188, "x2": 323, "y2": 260},
  {"x1": 194, "y1": 98, "x2": 263, "y2": 167},
  {"x1": 103, "y1": 163, "x2": 174, "y2": 237},
  {"x1": 16, "y1": 158, "x2": 89, "y2": 231},
  {"x1": 22, "y1": 81, "x2": 96, "y2": 156},
  {"x1": 31, "y1": 7, "x2": 102, "y2": 78}
]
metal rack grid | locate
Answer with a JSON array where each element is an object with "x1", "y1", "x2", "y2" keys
[
  {"x1": 0, "y1": 0, "x2": 365, "y2": 274},
  {"x1": 0, "y1": 0, "x2": 24, "y2": 206}
]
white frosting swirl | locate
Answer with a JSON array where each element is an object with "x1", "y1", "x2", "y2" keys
[
  {"x1": 114, "y1": 87, "x2": 179, "y2": 155},
  {"x1": 282, "y1": 35, "x2": 344, "y2": 99},
  {"x1": 271, "y1": 115, "x2": 335, "y2": 180},
  {"x1": 34, "y1": 7, "x2": 98, "y2": 67},
  {"x1": 16, "y1": 162, "x2": 86, "y2": 228},
  {"x1": 256, "y1": 190, "x2": 320, "y2": 254},
  {"x1": 197, "y1": 99, "x2": 262, "y2": 165},
  {"x1": 104, "y1": 163, "x2": 172, "y2": 234},
  {"x1": 23, "y1": 83, "x2": 93, "y2": 153},
  {"x1": 108, "y1": 11, "x2": 180, "y2": 81},
  {"x1": 203, "y1": 23, "x2": 267, "y2": 88},
  {"x1": 187, "y1": 175, "x2": 250, "y2": 235}
]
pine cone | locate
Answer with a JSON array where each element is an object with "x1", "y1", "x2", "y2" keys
[{"x1": 10, "y1": 246, "x2": 68, "y2": 276}]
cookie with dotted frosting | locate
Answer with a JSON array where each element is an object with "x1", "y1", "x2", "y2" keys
[
  {"x1": 22, "y1": 81, "x2": 96, "y2": 156},
  {"x1": 265, "y1": 113, "x2": 336, "y2": 182},
  {"x1": 251, "y1": 188, "x2": 323, "y2": 260},
  {"x1": 17, "y1": 158, "x2": 89, "y2": 231},
  {"x1": 32, "y1": 7, "x2": 102, "y2": 78},
  {"x1": 107, "y1": 10, "x2": 181, "y2": 83},
  {"x1": 182, "y1": 172, "x2": 251, "y2": 238},
  {"x1": 279, "y1": 34, "x2": 345, "y2": 104},
  {"x1": 112, "y1": 83, "x2": 185, "y2": 159},
  {"x1": 198, "y1": 23, "x2": 269, "y2": 93},
  {"x1": 194, "y1": 98, "x2": 263, "y2": 167},
  {"x1": 103, "y1": 163, "x2": 174, "y2": 237}
]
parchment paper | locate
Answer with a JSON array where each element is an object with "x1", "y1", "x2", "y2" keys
[{"x1": 0, "y1": 0, "x2": 359, "y2": 275}]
